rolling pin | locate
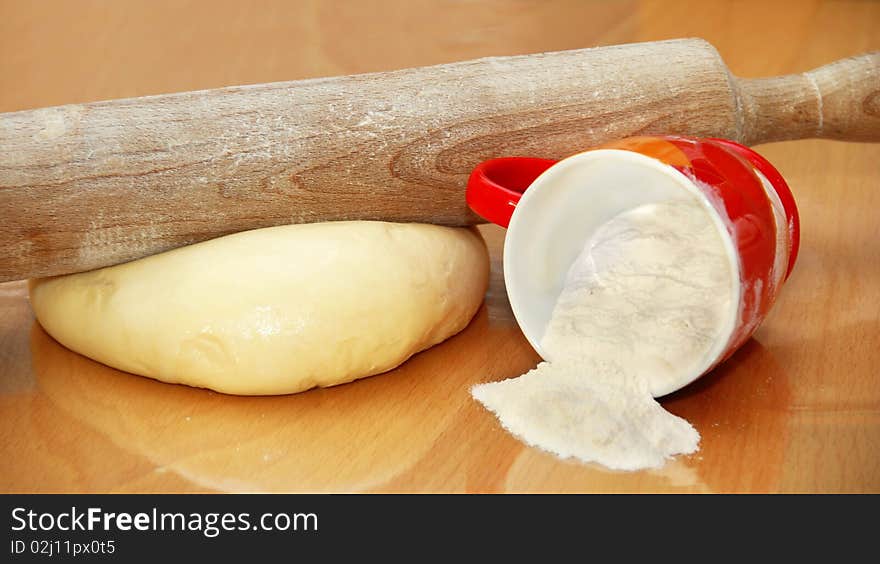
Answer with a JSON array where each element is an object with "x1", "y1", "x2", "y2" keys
[{"x1": 1, "y1": 38, "x2": 878, "y2": 282}]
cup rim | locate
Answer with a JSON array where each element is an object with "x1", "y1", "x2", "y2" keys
[{"x1": 503, "y1": 148, "x2": 743, "y2": 397}]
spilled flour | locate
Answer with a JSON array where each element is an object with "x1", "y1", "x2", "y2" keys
[{"x1": 473, "y1": 199, "x2": 735, "y2": 471}]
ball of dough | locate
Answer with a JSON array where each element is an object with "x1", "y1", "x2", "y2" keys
[{"x1": 30, "y1": 221, "x2": 489, "y2": 395}]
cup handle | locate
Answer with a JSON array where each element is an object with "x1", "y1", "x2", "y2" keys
[{"x1": 466, "y1": 157, "x2": 557, "y2": 228}]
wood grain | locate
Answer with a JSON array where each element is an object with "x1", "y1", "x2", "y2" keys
[
  {"x1": 0, "y1": 0, "x2": 878, "y2": 493},
  {"x1": 739, "y1": 53, "x2": 880, "y2": 145},
  {"x1": 1, "y1": 36, "x2": 876, "y2": 281}
]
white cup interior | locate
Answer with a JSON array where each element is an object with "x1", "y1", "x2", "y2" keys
[{"x1": 502, "y1": 149, "x2": 741, "y2": 396}]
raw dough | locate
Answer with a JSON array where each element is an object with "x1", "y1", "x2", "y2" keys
[{"x1": 30, "y1": 221, "x2": 489, "y2": 395}]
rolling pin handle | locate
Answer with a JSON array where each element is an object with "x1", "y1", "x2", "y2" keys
[{"x1": 738, "y1": 51, "x2": 880, "y2": 145}]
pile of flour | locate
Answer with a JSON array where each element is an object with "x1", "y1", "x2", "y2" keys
[{"x1": 473, "y1": 199, "x2": 734, "y2": 471}]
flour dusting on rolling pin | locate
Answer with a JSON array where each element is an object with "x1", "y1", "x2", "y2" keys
[
  {"x1": 0, "y1": 40, "x2": 876, "y2": 282},
  {"x1": 468, "y1": 136, "x2": 799, "y2": 471}
]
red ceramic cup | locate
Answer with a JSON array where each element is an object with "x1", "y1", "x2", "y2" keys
[{"x1": 467, "y1": 135, "x2": 799, "y2": 396}]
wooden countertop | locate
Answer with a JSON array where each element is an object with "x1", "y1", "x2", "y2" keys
[{"x1": 1, "y1": 0, "x2": 877, "y2": 493}]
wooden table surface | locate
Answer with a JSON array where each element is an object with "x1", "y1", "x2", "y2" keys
[{"x1": 1, "y1": 0, "x2": 878, "y2": 493}]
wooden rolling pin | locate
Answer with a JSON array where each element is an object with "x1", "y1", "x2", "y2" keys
[{"x1": 1, "y1": 38, "x2": 878, "y2": 281}]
